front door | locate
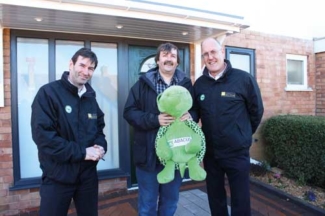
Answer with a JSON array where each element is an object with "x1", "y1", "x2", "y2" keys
[{"x1": 127, "y1": 44, "x2": 189, "y2": 186}]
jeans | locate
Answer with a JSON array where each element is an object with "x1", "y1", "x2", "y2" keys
[{"x1": 136, "y1": 164, "x2": 183, "y2": 216}]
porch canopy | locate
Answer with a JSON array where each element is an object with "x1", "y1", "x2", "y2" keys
[{"x1": 0, "y1": 0, "x2": 249, "y2": 43}]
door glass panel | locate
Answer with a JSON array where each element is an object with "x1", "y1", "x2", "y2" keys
[
  {"x1": 140, "y1": 56, "x2": 156, "y2": 73},
  {"x1": 91, "y1": 42, "x2": 119, "y2": 170},
  {"x1": 17, "y1": 38, "x2": 49, "y2": 178},
  {"x1": 55, "y1": 40, "x2": 84, "y2": 80},
  {"x1": 229, "y1": 53, "x2": 250, "y2": 73}
]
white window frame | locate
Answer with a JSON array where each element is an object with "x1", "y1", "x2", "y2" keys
[{"x1": 285, "y1": 54, "x2": 312, "y2": 91}]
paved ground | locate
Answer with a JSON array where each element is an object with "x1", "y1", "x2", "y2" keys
[
  {"x1": 68, "y1": 179, "x2": 325, "y2": 216},
  {"x1": 175, "y1": 189, "x2": 212, "y2": 216}
]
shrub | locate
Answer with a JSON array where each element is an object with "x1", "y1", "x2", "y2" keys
[{"x1": 261, "y1": 115, "x2": 325, "y2": 188}]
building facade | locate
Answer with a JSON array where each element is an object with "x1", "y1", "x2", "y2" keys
[{"x1": 0, "y1": 0, "x2": 320, "y2": 215}]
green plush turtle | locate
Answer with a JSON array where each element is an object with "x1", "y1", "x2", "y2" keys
[{"x1": 155, "y1": 85, "x2": 206, "y2": 184}]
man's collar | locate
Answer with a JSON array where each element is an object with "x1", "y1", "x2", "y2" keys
[
  {"x1": 209, "y1": 62, "x2": 227, "y2": 80},
  {"x1": 67, "y1": 76, "x2": 86, "y2": 95},
  {"x1": 157, "y1": 71, "x2": 179, "y2": 83}
]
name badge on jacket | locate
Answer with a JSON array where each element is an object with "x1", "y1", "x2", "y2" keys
[
  {"x1": 221, "y1": 91, "x2": 236, "y2": 98},
  {"x1": 88, "y1": 113, "x2": 97, "y2": 119}
]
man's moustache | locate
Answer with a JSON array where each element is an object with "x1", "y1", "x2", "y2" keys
[{"x1": 164, "y1": 61, "x2": 173, "y2": 65}]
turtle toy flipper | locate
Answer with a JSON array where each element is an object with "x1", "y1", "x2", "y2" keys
[{"x1": 155, "y1": 86, "x2": 206, "y2": 184}]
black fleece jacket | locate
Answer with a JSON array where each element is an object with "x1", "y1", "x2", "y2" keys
[
  {"x1": 31, "y1": 72, "x2": 107, "y2": 184},
  {"x1": 193, "y1": 60, "x2": 264, "y2": 159}
]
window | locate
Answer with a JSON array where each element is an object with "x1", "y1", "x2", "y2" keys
[
  {"x1": 91, "y1": 42, "x2": 119, "y2": 170},
  {"x1": 11, "y1": 31, "x2": 122, "y2": 190},
  {"x1": 225, "y1": 46, "x2": 255, "y2": 77},
  {"x1": 10, "y1": 30, "x2": 190, "y2": 190},
  {"x1": 17, "y1": 38, "x2": 49, "y2": 178},
  {"x1": 140, "y1": 56, "x2": 156, "y2": 73},
  {"x1": 55, "y1": 40, "x2": 84, "y2": 80},
  {"x1": 285, "y1": 54, "x2": 311, "y2": 91}
]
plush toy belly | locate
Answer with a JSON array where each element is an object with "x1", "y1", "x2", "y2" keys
[{"x1": 155, "y1": 119, "x2": 206, "y2": 184}]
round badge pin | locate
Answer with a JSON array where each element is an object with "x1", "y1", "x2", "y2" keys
[{"x1": 65, "y1": 105, "x2": 72, "y2": 113}]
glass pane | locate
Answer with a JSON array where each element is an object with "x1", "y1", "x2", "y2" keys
[
  {"x1": 287, "y1": 59, "x2": 303, "y2": 85},
  {"x1": 17, "y1": 38, "x2": 49, "y2": 178},
  {"x1": 229, "y1": 53, "x2": 250, "y2": 73},
  {"x1": 55, "y1": 40, "x2": 84, "y2": 79},
  {"x1": 91, "y1": 42, "x2": 119, "y2": 170},
  {"x1": 140, "y1": 56, "x2": 156, "y2": 73}
]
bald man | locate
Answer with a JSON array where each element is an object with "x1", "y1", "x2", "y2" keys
[{"x1": 193, "y1": 38, "x2": 264, "y2": 216}]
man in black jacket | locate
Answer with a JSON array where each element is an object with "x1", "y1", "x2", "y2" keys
[
  {"x1": 124, "y1": 43, "x2": 195, "y2": 216},
  {"x1": 31, "y1": 48, "x2": 107, "y2": 216},
  {"x1": 193, "y1": 38, "x2": 264, "y2": 216}
]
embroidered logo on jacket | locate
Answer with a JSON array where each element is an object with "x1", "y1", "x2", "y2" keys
[
  {"x1": 88, "y1": 113, "x2": 97, "y2": 119},
  {"x1": 65, "y1": 105, "x2": 72, "y2": 113},
  {"x1": 200, "y1": 94, "x2": 205, "y2": 101},
  {"x1": 221, "y1": 91, "x2": 236, "y2": 97}
]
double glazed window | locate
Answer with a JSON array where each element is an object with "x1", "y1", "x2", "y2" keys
[
  {"x1": 285, "y1": 54, "x2": 310, "y2": 91},
  {"x1": 225, "y1": 46, "x2": 255, "y2": 76}
]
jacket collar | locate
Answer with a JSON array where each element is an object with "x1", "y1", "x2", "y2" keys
[
  {"x1": 60, "y1": 71, "x2": 95, "y2": 97},
  {"x1": 142, "y1": 66, "x2": 187, "y2": 85},
  {"x1": 202, "y1": 59, "x2": 232, "y2": 80}
]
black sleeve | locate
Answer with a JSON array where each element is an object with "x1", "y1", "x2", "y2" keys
[
  {"x1": 123, "y1": 81, "x2": 160, "y2": 130},
  {"x1": 246, "y1": 76, "x2": 264, "y2": 134}
]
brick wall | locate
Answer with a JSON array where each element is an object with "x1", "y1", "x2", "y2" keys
[
  {"x1": 0, "y1": 28, "x2": 16, "y2": 215},
  {"x1": 224, "y1": 30, "x2": 315, "y2": 117},
  {"x1": 223, "y1": 30, "x2": 315, "y2": 160},
  {"x1": 315, "y1": 52, "x2": 325, "y2": 115}
]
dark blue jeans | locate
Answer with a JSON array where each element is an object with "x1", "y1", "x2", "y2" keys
[{"x1": 136, "y1": 164, "x2": 183, "y2": 216}]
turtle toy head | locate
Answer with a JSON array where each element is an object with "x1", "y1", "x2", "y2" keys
[{"x1": 157, "y1": 85, "x2": 192, "y2": 118}]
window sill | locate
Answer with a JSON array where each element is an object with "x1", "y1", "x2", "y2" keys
[{"x1": 284, "y1": 87, "x2": 313, "y2": 92}]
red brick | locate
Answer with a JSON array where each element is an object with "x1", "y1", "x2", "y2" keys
[{"x1": 0, "y1": 154, "x2": 12, "y2": 162}]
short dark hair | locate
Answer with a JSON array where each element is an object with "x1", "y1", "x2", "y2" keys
[
  {"x1": 154, "y1": 42, "x2": 180, "y2": 64},
  {"x1": 71, "y1": 47, "x2": 98, "y2": 69}
]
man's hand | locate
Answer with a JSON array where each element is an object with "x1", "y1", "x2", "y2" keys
[
  {"x1": 180, "y1": 112, "x2": 192, "y2": 122},
  {"x1": 85, "y1": 145, "x2": 106, "y2": 161},
  {"x1": 158, "y1": 113, "x2": 175, "y2": 126}
]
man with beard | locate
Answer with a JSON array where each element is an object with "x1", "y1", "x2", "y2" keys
[{"x1": 124, "y1": 42, "x2": 195, "y2": 216}]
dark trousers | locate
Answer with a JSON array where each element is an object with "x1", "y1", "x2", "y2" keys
[
  {"x1": 39, "y1": 166, "x2": 98, "y2": 216},
  {"x1": 204, "y1": 154, "x2": 251, "y2": 216}
]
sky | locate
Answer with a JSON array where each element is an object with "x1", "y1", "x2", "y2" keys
[{"x1": 145, "y1": 0, "x2": 324, "y2": 40}]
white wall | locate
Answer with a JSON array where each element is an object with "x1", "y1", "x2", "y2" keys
[{"x1": 314, "y1": 38, "x2": 325, "y2": 53}]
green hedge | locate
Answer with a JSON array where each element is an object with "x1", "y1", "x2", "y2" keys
[{"x1": 262, "y1": 115, "x2": 325, "y2": 187}]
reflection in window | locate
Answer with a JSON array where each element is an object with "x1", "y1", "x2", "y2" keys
[
  {"x1": 55, "y1": 40, "x2": 84, "y2": 80},
  {"x1": 17, "y1": 38, "x2": 49, "y2": 178},
  {"x1": 140, "y1": 56, "x2": 156, "y2": 73},
  {"x1": 91, "y1": 42, "x2": 119, "y2": 170},
  {"x1": 225, "y1": 46, "x2": 255, "y2": 77},
  {"x1": 229, "y1": 53, "x2": 250, "y2": 73}
]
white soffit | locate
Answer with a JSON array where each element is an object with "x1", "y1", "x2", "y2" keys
[
  {"x1": 314, "y1": 37, "x2": 325, "y2": 53},
  {"x1": 0, "y1": 0, "x2": 249, "y2": 43}
]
